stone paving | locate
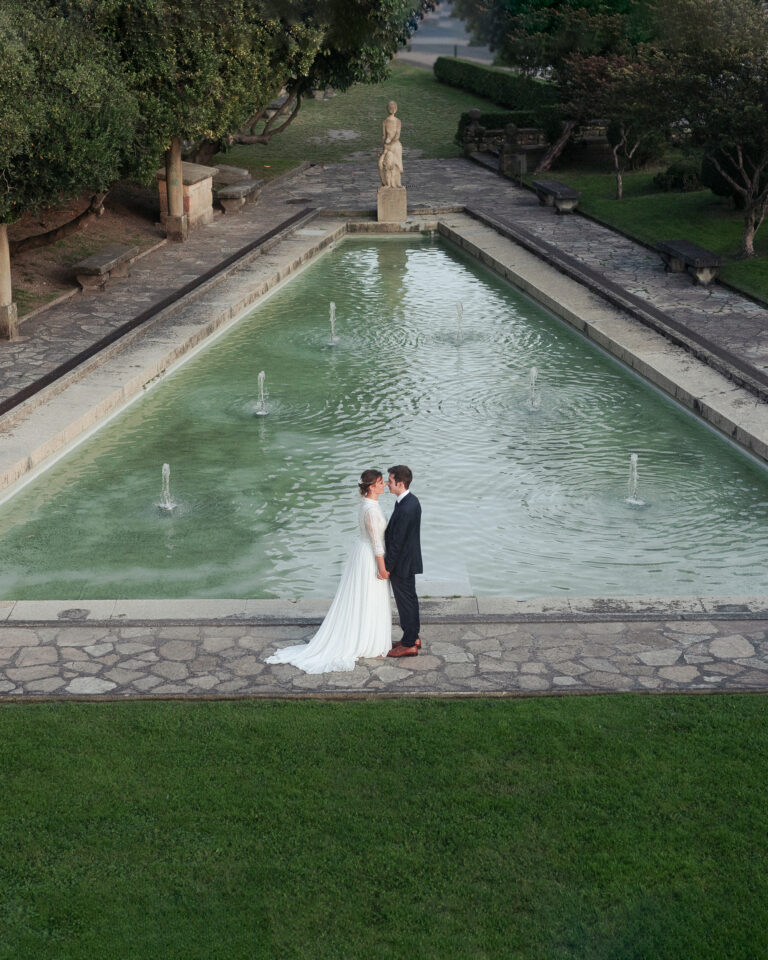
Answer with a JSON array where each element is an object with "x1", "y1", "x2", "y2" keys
[{"x1": 1, "y1": 617, "x2": 767, "y2": 698}]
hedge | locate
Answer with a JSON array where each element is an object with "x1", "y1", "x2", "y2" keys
[{"x1": 434, "y1": 57, "x2": 559, "y2": 111}]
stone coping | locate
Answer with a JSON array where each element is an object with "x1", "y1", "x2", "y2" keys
[
  {"x1": 1, "y1": 595, "x2": 767, "y2": 625},
  {"x1": 466, "y1": 206, "x2": 768, "y2": 402},
  {"x1": 0, "y1": 207, "x2": 317, "y2": 423}
]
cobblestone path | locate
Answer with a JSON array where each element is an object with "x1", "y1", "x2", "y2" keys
[{"x1": 2, "y1": 618, "x2": 767, "y2": 698}]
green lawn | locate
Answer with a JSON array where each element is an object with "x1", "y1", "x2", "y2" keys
[
  {"x1": 527, "y1": 164, "x2": 768, "y2": 302},
  {"x1": 1, "y1": 696, "x2": 767, "y2": 958},
  {"x1": 213, "y1": 61, "x2": 493, "y2": 180}
]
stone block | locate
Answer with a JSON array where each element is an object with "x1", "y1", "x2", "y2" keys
[
  {"x1": 157, "y1": 161, "x2": 217, "y2": 232},
  {"x1": 377, "y1": 186, "x2": 407, "y2": 223},
  {"x1": 165, "y1": 214, "x2": 189, "y2": 242}
]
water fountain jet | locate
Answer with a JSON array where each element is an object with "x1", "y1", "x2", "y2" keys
[
  {"x1": 254, "y1": 370, "x2": 268, "y2": 416},
  {"x1": 456, "y1": 302, "x2": 463, "y2": 344},
  {"x1": 157, "y1": 463, "x2": 176, "y2": 512},
  {"x1": 626, "y1": 453, "x2": 645, "y2": 505},
  {"x1": 328, "y1": 301, "x2": 338, "y2": 345},
  {"x1": 527, "y1": 366, "x2": 540, "y2": 410}
]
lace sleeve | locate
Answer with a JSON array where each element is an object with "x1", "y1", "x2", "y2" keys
[{"x1": 364, "y1": 508, "x2": 385, "y2": 557}]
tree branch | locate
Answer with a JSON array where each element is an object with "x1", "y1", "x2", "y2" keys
[
  {"x1": 709, "y1": 153, "x2": 749, "y2": 198},
  {"x1": 235, "y1": 86, "x2": 305, "y2": 145},
  {"x1": 9, "y1": 192, "x2": 108, "y2": 256},
  {"x1": 262, "y1": 87, "x2": 297, "y2": 135}
]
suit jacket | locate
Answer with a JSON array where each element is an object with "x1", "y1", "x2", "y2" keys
[{"x1": 384, "y1": 492, "x2": 423, "y2": 577}]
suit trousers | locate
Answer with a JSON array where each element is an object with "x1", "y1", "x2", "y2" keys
[{"x1": 389, "y1": 572, "x2": 420, "y2": 646}]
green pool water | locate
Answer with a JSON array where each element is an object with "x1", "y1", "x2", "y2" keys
[{"x1": 1, "y1": 236, "x2": 767, "y2": 600}]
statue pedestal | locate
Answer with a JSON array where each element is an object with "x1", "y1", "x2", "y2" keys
[{"x1": 377, "y1": 186, "x2": 407, "y2": 223}]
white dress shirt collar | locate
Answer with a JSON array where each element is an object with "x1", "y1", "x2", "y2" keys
[{"x1": 396, "y1": 489, "x2": 411, "y2": 503}]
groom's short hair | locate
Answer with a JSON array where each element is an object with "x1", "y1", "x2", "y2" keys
[{"x1": 388, "y1": 465, "x2": 412, "y2": 488}]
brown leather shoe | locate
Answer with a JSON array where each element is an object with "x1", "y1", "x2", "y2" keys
[
  {"x1": 392, "y1": 638, "x2": 422, "y2": 650},
  {"x1": 387, "y1": 643, "x2": 418, "y2": 658}
]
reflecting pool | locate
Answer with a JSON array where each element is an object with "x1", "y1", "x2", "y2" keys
[{"x1": 1, "y1": 237, "x2": 767, "y2": 599}]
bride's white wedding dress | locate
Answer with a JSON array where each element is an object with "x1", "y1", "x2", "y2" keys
[{"x1": 266, "y1": 498, "x2": 392, "y2": 673}]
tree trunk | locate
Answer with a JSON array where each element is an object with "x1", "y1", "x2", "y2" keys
[
  {"x1": 164, "y1": 137, "x2": 188, "y2": 241},
  {"x1": 0, "y1": 225, "x2": 13, "y2": 308},
  {"x1": 534, "y1": 119, "x2": 577, "y2": 174},
  {"x1": 741, "y1": 206, "x2": 757, "y2": 257},
  {"x1": 9, "y1": 193, "x2": 107, "y2": 256},
  {"x1": 165, "y1": 138, "x2": 184, "y2": 218},
  {"x1": 612, "y1": 145, "x2": 623, "y2": 200},
  {"x1": 0, "y1": 223, "x2": 17, "y2": 339},
  {"x1": 235, "y1": 86, "x2": 304, "y2": 146}
]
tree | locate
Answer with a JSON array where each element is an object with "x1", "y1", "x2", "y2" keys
[
  {"x1": 0, "y1": 1, "x2": 137, "y2": 333},
  {"x1": 451, "y1": 0, "x2": 652, "y2": 71},
  {"x1": 74, "y1": 0, "x2": 308, "y2": 184},
  {"x1": 650, "y1": 0, "x2": 768, "y2": 257},
  {"x1": 193, "y1": 0, "x2": 433, "y2": 161},
  {"x1": 559, "y1": 50, "x2": 668, "y2": 197},
  {"x1": 0, "y1": 2, "x2": 137, "y2": 223}
]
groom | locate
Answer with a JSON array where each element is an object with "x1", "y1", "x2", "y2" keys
[{"x1": 381, "y1": 464, "x2": 422, "y2": 658}]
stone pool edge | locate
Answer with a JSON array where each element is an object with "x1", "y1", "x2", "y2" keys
[
  {"x1": 1, "y1": 595, "x2": 767, "y2": 625},
  {"x1": 1, "y1": 210, "x2": 767, "y2": 618}
]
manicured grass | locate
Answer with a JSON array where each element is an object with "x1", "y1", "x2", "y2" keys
[
  {"x1": 533, "y1": 165, "x2": 768, "y2": 302},
  {"x1": 1, "y1": 696, "x2": 767, "y2": 958},
  {"x1": 214, "y1": 61, "x2": 493, "y2": 181}
]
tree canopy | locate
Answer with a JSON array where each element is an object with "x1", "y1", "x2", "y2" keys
[
  {"x1": 451, "y1": 0, "x2": 653, "y2": 71},
  {"x1": 0, "y1": 1, "x2": 137, "y2": 224},
  {"x1": 650, "y1": 0, "x2": 768, "y2": 256},
  {"x1": 1, "y1": 0, "x2": 432, "y2": 220}
]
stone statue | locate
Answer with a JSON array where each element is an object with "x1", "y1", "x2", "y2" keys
[{"x1": 378, "y1": 101, "x2": 403, "y2": 189}]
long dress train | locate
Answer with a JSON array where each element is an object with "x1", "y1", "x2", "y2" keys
[{"x1": 265, "y1": 498, "x2": 391, "y2": 673}]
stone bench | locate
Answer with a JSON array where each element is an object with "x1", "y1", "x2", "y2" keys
[
  {"x1": 212, "y1": 164, "x2": 250, "y2": 186},
  {"x1": 72, "y1": 244, "x2": 139, "y2": 292},
  {"x1": 215, "y1": 178, "x2": 263, "y2": 213},
  {"x1": 531, "y1": 179, "x2": 582, "y2": 214},
  {"x1": 657, "y1": 240, "x2": 724, "y2": 286}
]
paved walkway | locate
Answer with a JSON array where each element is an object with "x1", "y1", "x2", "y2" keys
[{"x1": 2, "y1": 616, "x2": 767, "y2": 698}]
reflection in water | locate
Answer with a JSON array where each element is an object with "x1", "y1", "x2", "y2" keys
[{"x1": 0, "y1": 237, "x2": 767, "y2": 601}]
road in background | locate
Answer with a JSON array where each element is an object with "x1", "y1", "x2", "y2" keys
[{"x1": 396, "y1": 1, "x2": 495, "y2": 69}]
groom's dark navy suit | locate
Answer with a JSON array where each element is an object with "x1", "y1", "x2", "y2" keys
[{"x1": 384, "y1": 491, "x2": 422, "y2": 647}]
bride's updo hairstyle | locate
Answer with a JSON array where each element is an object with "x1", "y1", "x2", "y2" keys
[{"x1": 359, "y1": 469, "x2": 382, "y2": 496}]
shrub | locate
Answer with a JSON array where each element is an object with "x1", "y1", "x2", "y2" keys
[
  {"x1": 434, "y1": 57, "x2": 558, "y2": 111},
  {"x1": 652, "y1": 160, "x2": 703, "y2": 192}
]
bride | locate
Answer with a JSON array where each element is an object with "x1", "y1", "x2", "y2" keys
[{"x1": 265, "y1": 469, "x2": 392, "y2": 673}]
